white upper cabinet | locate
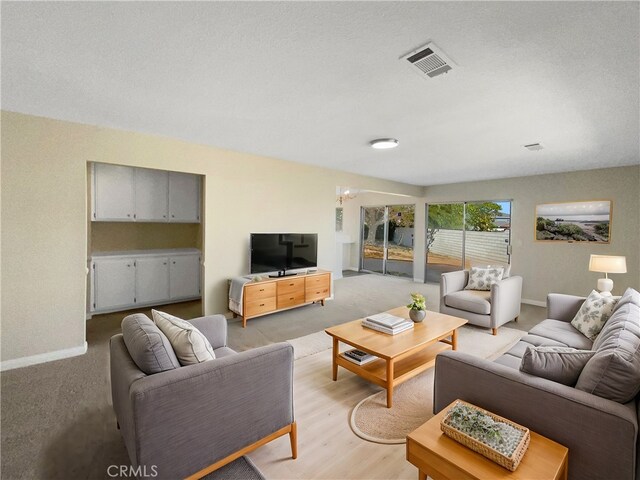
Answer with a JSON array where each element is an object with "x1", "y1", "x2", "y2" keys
[
  {"x1": 135, "y1": 168, "x2": 169, "y2": 221},
  {"x1": 93, "y1": 163, "x2": 135, "y2": 221},
  {"x1": 92, "y1": 164, "x2": 200, "y2": 223},
  {"x1": 169, "y1": 172, "x2": 200, "y2": 223}
]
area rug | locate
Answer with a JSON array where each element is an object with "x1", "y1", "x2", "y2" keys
[
  {"x1": 349, "y1": 326, "x2": 525, "y2": 444},
  {"x1": 201, "y1": 456, "x2": 265, "y2": 480}
]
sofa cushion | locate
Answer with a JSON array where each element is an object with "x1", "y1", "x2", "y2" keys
[
  {"x1": 494, "y1": 353, "x2": 522, "y2": 369},
  {"x1": 445, "y1": 290, "x2": 491, "y2": 315},
  {"x1": 152, "y1": 310, "x2": 216, "y2": 366},
  {"x1": 213, "y1": 346, "x2": 237, "y2": 359},
  {"x1": 571, "y1": 290, "x2": 619, "y2": 341},
  {"x1": 612, "y1": 287, "x2": 640, "y2": 313},
  {"x1": 464, "y1": 266, "x2": 504, "y2": 291},
  {"x1": 528, "y1": 320, "x2": 594, "y2": 350},
  {"x1": 520, "y1": 346, "x2": 595, "y2": 386},
  {"x1": 121, "y1": 313, "x2": 180, "y2": 375},
  {"x1": 472, "y1": 263, "x2": 511, "y2": 278},
  {"x1": 576, "y1": 301, "x2": 640, "y2": 403}
]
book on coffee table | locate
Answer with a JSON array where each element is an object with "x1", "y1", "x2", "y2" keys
[
  {"x1": 362, "y1": 318, "x2": 414, "y2": 335},
  {"x1": 365, "y1": 312, "x2": 407, "y2": 328},
  {"x1": 341, "y1": 349, "x2": 377, "y2": 365}
]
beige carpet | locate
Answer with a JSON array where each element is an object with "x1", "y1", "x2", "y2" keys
[{"x1": 349, "y1": 326, "x2": 525, "y2": 444}]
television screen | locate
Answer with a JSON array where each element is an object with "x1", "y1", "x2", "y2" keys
[{"x1": 250, "y1": 233, "x2": 318, "y2": 274}]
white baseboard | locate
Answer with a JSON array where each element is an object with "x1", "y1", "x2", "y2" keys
[
  {"x1": 1, "y1": 342, "x2": 88, "y2": 372},
  {"x1": 413, "y1": 277, "x2": 424, "y2": 283},
  {"x1": 522, "y1": 298, "x2": 546, "y2": 308}
]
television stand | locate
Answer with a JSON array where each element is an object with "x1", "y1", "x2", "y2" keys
[{"x1": 230, "y1": 270, "x2": 331, "y2": 327}]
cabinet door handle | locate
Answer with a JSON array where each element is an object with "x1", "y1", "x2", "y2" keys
[
  {"x1": 163, "y1": 215, "x2": 167, "y2": 218},
  {"x1": 289, "y1": 283, "x2": 294, "y2": 286},
  {"x1": 259, "y1": 288, "x2": 264, "y2": 292},
  {"x1": 172, "y1": 261, "x2": 176, "y2": 264},
  {"x1": 127, "y1": 264, "x2": 131, "y2": 267},
  {"x1": 126, "y1": 214, "x2": 131, "y2": 217},
  {"x1": 260, "y1": 303, "x2": 265, "y2": 307},
  {"x1": 163, "y1": 262, "x2": 167, "y2": 265},
  {"x1": 171, "y1": 214, "x2": 175, "y2": 218},
  {"x1": 290, "y1": 297, "x2": 294, "y2": 300}
]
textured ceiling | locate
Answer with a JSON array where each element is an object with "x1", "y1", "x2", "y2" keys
[{"x1": 2, "y1": 2, "x2": 639, "y2": 186}]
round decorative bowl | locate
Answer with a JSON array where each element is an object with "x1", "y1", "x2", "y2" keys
[{"x1": 409, "y1": 309, "x2": 426, "y2": 323}]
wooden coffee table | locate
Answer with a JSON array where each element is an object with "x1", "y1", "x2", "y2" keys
[
  {"x1": 407, "y1": 400, "x2": 569, "y2": 480},
  {"x1": 324, "y1": 307, "x2": 467, "y2": 408}
]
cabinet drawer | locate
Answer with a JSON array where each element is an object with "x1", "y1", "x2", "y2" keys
[
  {"x1": 305, "y1": 286, "x2": 330, "y2": 302},
  {"x1": 277, "y1": 291, "x2": 305, "y2": 309},
  {"x1": 245, "y1": 282, "x2": 276, "y2": 300},
  {"x1": 245, "y1": 298, "x2": 276, "y2": 317},
  {"x1": 305, "y1": 274, "x2": 330, "y2": 290},
  {"x1": 277, "y1": 277, "x2": 305, "y2": 295}
]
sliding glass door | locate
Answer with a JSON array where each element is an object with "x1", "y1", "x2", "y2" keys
[
  {"x1": 361, "y1": 205, "x2": 415, "y2": 278},
  {"x1": 426, "y1": 201, "x2": 511, "y2": 283}
]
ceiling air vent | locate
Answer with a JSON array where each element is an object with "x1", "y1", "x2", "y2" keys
[
  {"x1": 401, "y1": 42, "x2": 456, "y2": 79},
  {"x1": 524, "y1": 143, "x2": 544, "y2": 151}
]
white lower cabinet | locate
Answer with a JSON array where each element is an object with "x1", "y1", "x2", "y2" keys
[
  {"x1": 94, "y1": 258, "x2": 136, "y2": 311},
  {"x1": 136, "y1": 257, "x2": 170, "y2": 304},
  {"x1": 169, "y1": 255, "x2": 201, "y2": 299},
  {"x1": 91, "y1": 249, "x2": 200, "y2": 313}
]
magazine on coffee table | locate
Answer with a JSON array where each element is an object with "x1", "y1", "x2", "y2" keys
[{"x1": 341, "y1": 349, "x2": 377, "y2": 365}]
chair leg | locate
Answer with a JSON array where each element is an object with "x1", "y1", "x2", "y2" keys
[
  {"x1": 289, "y1": 422, "x2": 298, "y2": 459},
  {"x1": 514, "y1": 316, "x2": 519, "y2": 322},
  {"x1": 492, "y1": 328, "x2": 498, "y2": 336},
  {"x1": 116, "y1": 421, "x2": 120, "y2": 430}
]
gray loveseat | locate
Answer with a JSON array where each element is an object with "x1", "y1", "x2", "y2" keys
[
  {"x1": 434, "y1": 288, "x2": 640, "y2": 480},
  {"x1": 110, "y1": 313, "x2": 296, "y2": 480}
]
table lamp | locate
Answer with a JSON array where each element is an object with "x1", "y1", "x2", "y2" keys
[{"x1": 588, "y1": 255, "x2": 627, "y2": 295}]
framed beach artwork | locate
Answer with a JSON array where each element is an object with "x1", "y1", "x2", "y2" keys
[{"x1": 535, "y1": 200, "x2": 612, "y2": 243}]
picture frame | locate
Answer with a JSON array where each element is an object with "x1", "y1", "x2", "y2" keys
[{"x1": 535, "y1": 200, "x2": 612, "y2": 243}]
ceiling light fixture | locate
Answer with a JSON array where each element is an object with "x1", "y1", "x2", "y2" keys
[{"x1": 370, "y1": 138, "x2": 399, "y2": 149}]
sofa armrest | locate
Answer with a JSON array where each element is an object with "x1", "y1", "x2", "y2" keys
[
  {"x1": 434, "y1": 350, "x2": 637, "y2": 480},
  {"x1": 440, "y1": 270, "x2": 468, "y2": 299},
  {"x1": 547, "y1": 293, "x2": 586, "y2": 322},
  {"x1": 129, "y1": 342, "x2": 294, "y2": 480},
  {"x1": 490, "y1": 276, "x2": 522, "y2": 327},
  {"x1": 187, "y1": 314, "x2": 227, "y2": 349}
]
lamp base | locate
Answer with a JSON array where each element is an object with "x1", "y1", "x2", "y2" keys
[{"x1": 597, "y1": 277, "x2": 613, "y2": 295}]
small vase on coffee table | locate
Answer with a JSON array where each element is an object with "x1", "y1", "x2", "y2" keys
[{"x1": 409, "y1": 309, "x2": 426, "y2": 323}]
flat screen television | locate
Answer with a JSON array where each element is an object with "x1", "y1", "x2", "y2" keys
[{"x1": 250, "y1": 233, "x2": 318, "y2": 277}]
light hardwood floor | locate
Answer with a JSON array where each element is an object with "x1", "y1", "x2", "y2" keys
[{"x1": 248, "y1": 348, "x2": 418, "y2": 480}]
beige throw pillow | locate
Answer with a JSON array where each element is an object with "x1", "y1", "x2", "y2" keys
[
  {"x1": 464, "y1": 266, "x2": 504, "y2": 291},
  {"x1": 570, "y1": 290, "x2": 619, "y2": 341},
  {"x1": 152, "y1": 310, "x2": 216, "y2": 366}
]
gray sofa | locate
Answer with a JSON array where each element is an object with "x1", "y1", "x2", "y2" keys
[
  {"x1": 110, "y1": 313, "x2": 295, "y2": 480},
  {"x1": 440, "y1": 269, "x2": 523, "y2": 335},
  {"x1": 434, "y1": 288, "x2": 640, "y2": 480}
]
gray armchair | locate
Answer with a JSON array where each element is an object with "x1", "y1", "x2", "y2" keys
[
  {"x1": 110, "y1": 314, "x2": 296, "y2": 480},
  {"x1": 440, "y1": 270, "x2": 523, "y2": 335}
]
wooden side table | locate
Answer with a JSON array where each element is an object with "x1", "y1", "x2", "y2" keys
[{"x1": 407, "y1": 401, "x2": 568, "y2": 480}]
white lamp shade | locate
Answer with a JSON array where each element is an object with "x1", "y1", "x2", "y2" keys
[{"x1": 589, "y1": 255, "x2": 627, "y2": 274}]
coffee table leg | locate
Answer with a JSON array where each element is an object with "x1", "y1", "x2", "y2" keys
[
  {"x1": 452, "y1": 328, "x2": 458, "y2": 350},
  {"x1": 418, "y1": 471, "x2": 427, "y2": 480},
  {"x1": 386, "y1": 359, "x2": 394, "y2": 408},
  {"x1": 332, "y1": 337, "x2": 338, "y2": 381}
]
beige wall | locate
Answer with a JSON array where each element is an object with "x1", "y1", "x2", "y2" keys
[
  {"x1": 1, "y1": 111, "x2": 422, "y2": 363},
  {"x1": 91, "y1": 222, "x2": 202, "y2": 252},
  {"x1": 424, "y1": 166, "x2": 640, "y2": 302}
]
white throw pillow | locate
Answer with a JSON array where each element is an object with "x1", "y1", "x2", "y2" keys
[
  {"x1": 152, "y1": 310, "x2": 216, "y2": 366},
  {"x1": 464, "y1": 266, "x2": 504, "y2": 291},
  {"x1": 571, "y1": 290, "x2": 619, "y2": 341}
]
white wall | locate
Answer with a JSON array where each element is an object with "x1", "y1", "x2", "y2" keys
[{"x1": 1, "y1": 111, "x2": 423, "y2": 365}]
